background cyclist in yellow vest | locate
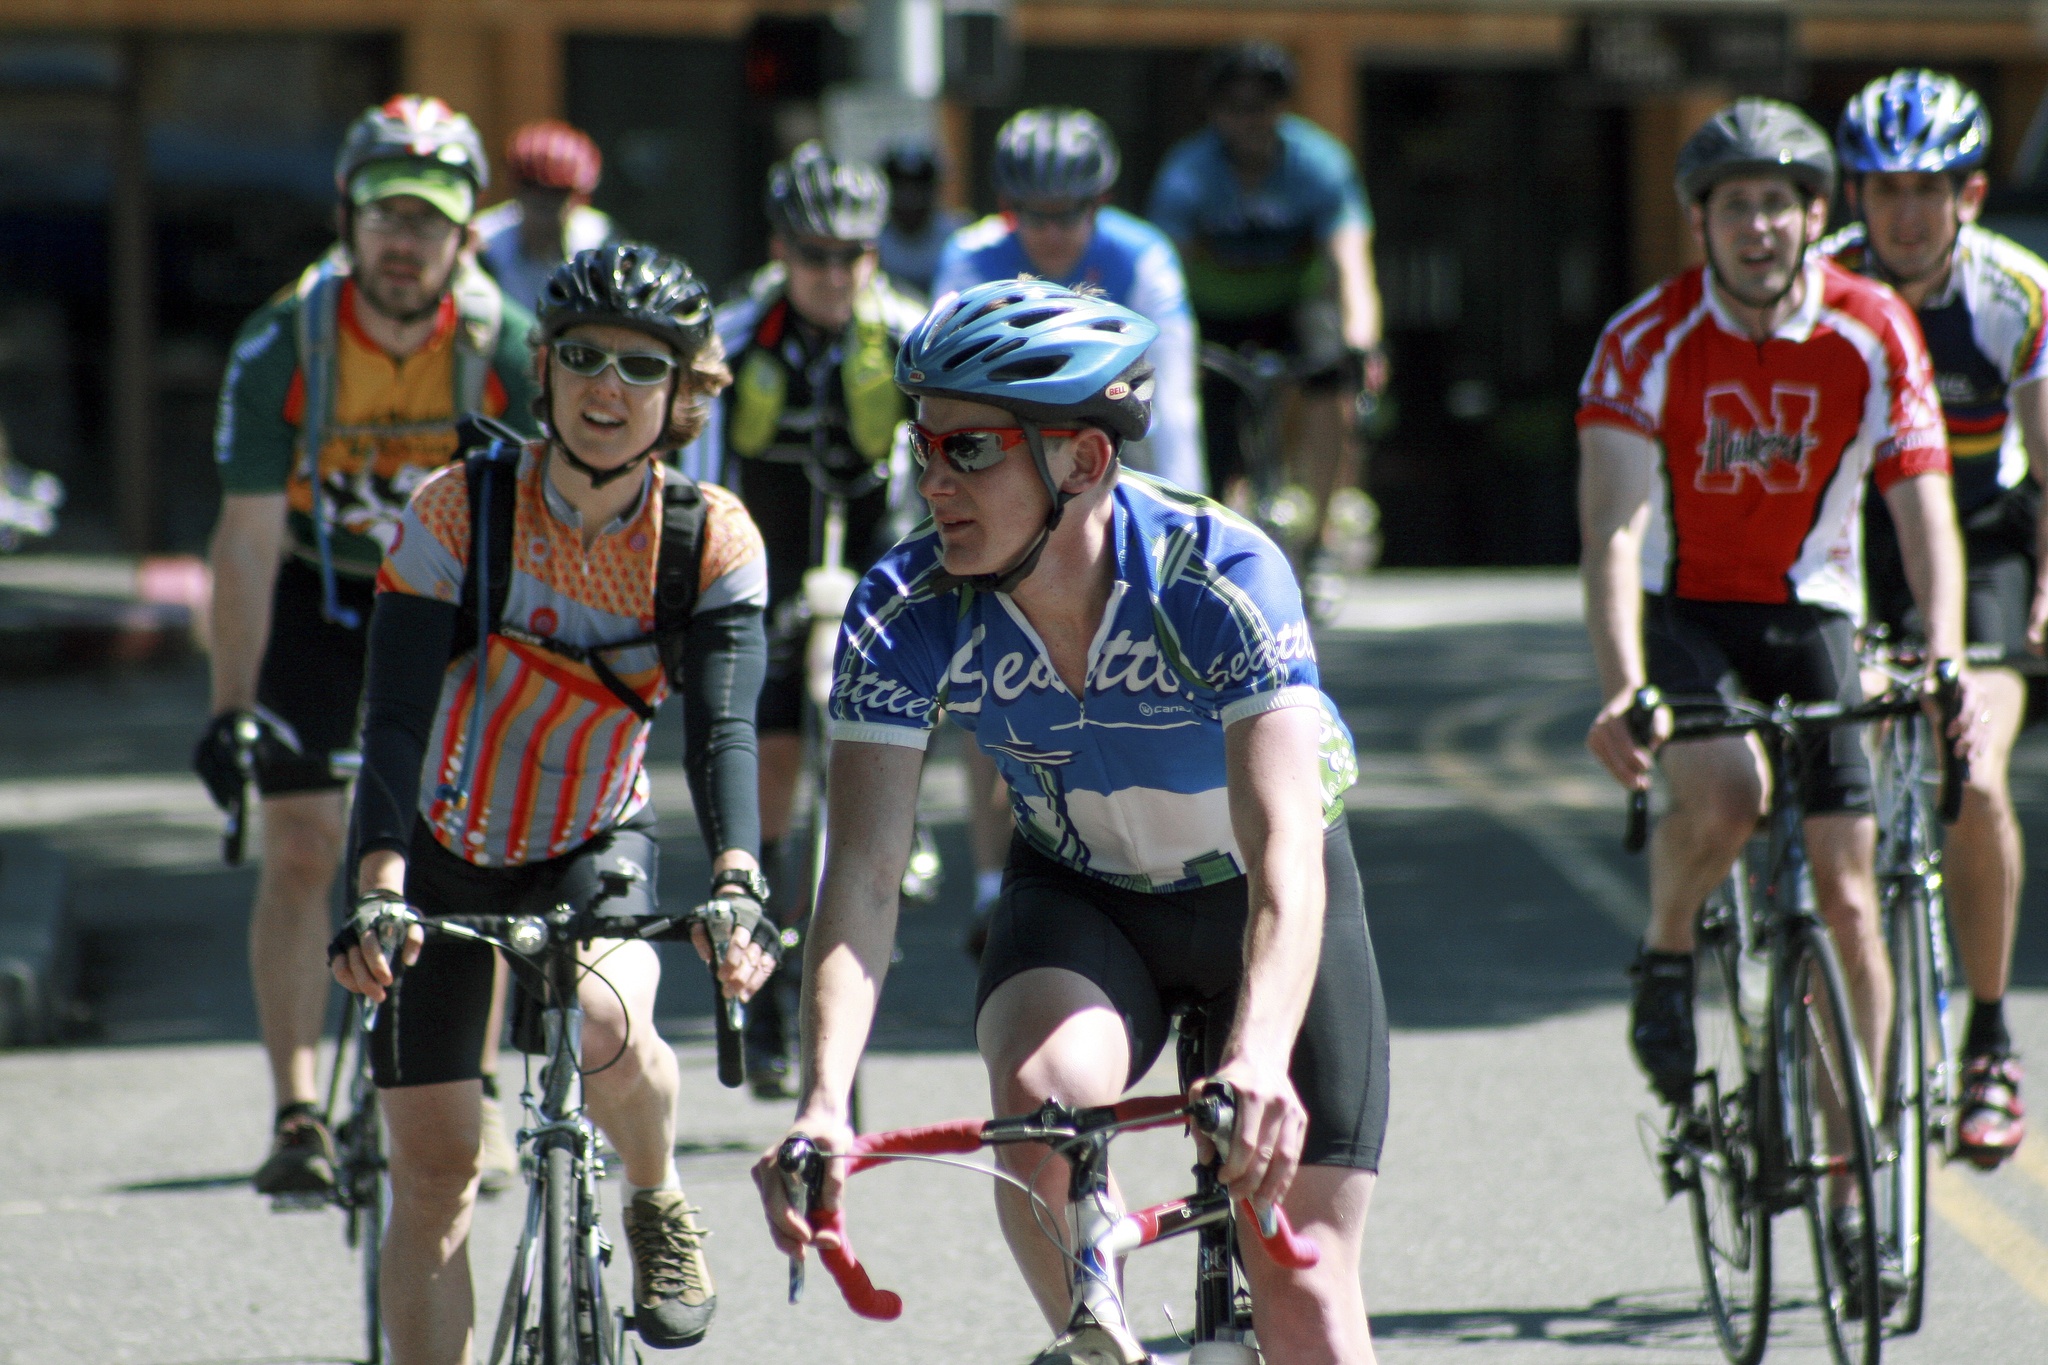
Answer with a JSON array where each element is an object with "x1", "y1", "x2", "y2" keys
[
  {"x1": 681, "y1": 141, "x2": 926, "y2": 1098},
  {"x1": 195, "y1": 95, "x2": 539, "y2": 1197}
]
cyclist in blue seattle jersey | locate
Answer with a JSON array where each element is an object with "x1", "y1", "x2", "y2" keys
[{"x1": 754, "y1": 280, "x2": 1388, "y2": 1365}]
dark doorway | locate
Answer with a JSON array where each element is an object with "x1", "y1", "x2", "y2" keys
[{"x1": 1363, "y1": 69, "x2": 1630, "y2": 567}]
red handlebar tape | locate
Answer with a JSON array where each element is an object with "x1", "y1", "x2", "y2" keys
[
  {"x1": 809, "y1": 1207, "x2": 904, "y2": 1320},
  {"x1": 843, "y1": 1118, "x2": 987, "y2": 1175},
  {"x1": 1244, "y1": 1199, "x2": 1321, "y2": 1268}
]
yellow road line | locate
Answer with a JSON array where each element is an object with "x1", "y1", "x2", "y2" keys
[
  {"x1": 2015, "y1": 1139, "x2": 2048, "y2": 1199},
  {"x1": 1930, "y1": 1162, "x2": 2048, "y2": 1308}
]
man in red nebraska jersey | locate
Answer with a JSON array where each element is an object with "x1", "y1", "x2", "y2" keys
[{"x1": 1578, "y1": 100, "x2": 1983, "y2": 1147}]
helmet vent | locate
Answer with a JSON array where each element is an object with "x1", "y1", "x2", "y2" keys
[
  {"x1": 1006, "y1": 308, "x2": 1063, "y2": 330},
  {"x1": 941, "y1": 337, "x2": 999, "y2": 369},
  {"x1": 990, "y1": 356, "x2": 1067, "y2": 381}
]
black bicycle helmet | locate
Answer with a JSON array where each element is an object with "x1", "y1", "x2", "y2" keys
[
  {"x1": 334, "y1": 94, "x2": 489, "y2": 196},
  {"x1": 536, "y1": 244, "x2": 715, "y2": 485},
  {"x1": 1676, "y1": 97, "x2": 1836, "y2": 205},
  {"x1": 536, "y1": 242, "x2": 714, "y2": 354},
  {"x1": 766, "y1": 141, "x2": 889, "y2": 243},
  {"x1": 992, "y1": 108, "x2": 1121, "y2": 202},
  {"x1": 1206, "y1": 41, "x2": 1296, "y2": 102},
  {"x1": 881, "y1": 136, "x2": 942, "y2": 181}
]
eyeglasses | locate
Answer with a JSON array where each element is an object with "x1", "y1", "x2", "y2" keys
[
  {"x1": 787, "y1": 240, "x2": 872, "y2": 270},
  {"x1": 1014, "y1": 202, "x2": 1093, "y2": 229},
  {"x1": 356, "y1": 202, "x2": 461, "y2": 242},
  {"x1": 551, "y1": 339, "x2": 679, "y2": 386},
  {"x1": 908, "y1": 422, "x2": 1080, "y2": 474}
]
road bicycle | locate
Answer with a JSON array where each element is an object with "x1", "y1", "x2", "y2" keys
[
  {"x1": 776, "y1": 1004, "x2": 1318, "y2": 1365},
  {"x1": 350, "y1": 873, "x2": 748, "y2": 1365},
  {"x1": 1624, "y1": 668, "x2": 1960, "y2": 1365}
]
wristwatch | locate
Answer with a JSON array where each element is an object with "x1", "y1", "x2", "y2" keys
[{"x1": 709, "y1": 867, "x2": 771, "y2": 906}]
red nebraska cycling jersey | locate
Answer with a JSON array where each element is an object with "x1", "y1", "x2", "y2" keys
[{"x1": 1577, "y1": 258, "x2": 1948, "y2": 618}]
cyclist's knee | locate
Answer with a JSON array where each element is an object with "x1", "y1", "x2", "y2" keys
[
  {"x1": 386, "y1": 1094, "x2": 484, "y2": 1203},
  {"x1": 258, "y1": 795, "x2": 347, "y2": 889}
]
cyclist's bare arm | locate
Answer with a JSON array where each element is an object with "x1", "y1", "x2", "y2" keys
[
  {"x1": 1325, "y1": 222, "x2": 1382, "y2": 356},
  {"x1": 1216, "y1": 705, "x2": 1329, "y2": 1214},
  {"x1": 1886, "y1": 468, "x2": 1987, "y2": 754},
  {"x1": 207, "y1": 492, "x2": 287, "y2": 713},
  {"x1": 755, "y1": 738, "x2": 923, "y2": 1256},
  {"x1": 1578, "y1": 425, "x2": 1658, "y2": 788},
  {"x1": 2012, "y1": 377, "x2": 2048, "y2": 651}
]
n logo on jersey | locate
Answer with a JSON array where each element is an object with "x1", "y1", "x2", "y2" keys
[{"x1": 1696, "y1": 382, "x2": 1820, "y2": 493}]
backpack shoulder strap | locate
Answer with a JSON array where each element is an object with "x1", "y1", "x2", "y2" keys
[
  {"x1": 292, "y1": 255, "x2": 346, "y2": 479},
  {"x1": 653, "y1": 473, "x2": 710, "y2": 686},
  {"x1": 451, "y1": 439, "x2": 521, "y2": 660},
  {"x1": 449, "y1": 262, "x2": 505, "y2": 416}
]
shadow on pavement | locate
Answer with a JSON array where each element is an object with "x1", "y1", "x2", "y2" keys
[{"x1": 1368, "y1": 1290, "x2": 1714, "y2": 1349}]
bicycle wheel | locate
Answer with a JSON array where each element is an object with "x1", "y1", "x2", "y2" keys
[
  {"x1": 540, "y1": 1137, "x2": 582, "y2": 1365},
  {"x1": 1684, "y1": 878, "x2": 1772, "y2": 1365},
  {"x1": 346, "y1": 1088, "x2": 387, "y2": 1365},
  {"x1": 1883, "y1": 883, "x2": 1933, "y2": 1334},
  {"x1": 1781, "y1": 921, "x2": 1882, "y2": 1365}
]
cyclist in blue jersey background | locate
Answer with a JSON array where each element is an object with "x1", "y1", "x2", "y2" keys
[
  {"x1": 753, "y1": 280, "x2": 1388, "y2": 1365},
  {"x1": 934, "y1": 106, "x2": 1207, "y2": 956},
  {"x1": 935, "y1": 108, "x2": 1203, "y2": 494},
  {"x1": 1829, "y1": 69, "x2": 2037, "y2": 1167},
  {"x1": 1150, "y1": 41, "x2": 1387, "y2": 599},
  {"x1": 878, "y1": 136, "x2": 968, "y2": 297}
]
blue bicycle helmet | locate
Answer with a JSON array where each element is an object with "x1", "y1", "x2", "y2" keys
[
  {"x1": 1837, "y1": 69, "x2": 1989, "y2": 176},
  {"x1": 898, "y1": 279, "x2": 1158, "y2": 589},
  {"x1": 992, "y1": 108, "x2": 1121, "y2": 202}
]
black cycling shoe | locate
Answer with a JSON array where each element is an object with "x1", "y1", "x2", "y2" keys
[
  {"x1": 1831, "y1": 1204, "x2": 1905, "y2": 1320},
  {"x1": 1629, "y1": 947, "x2": 1697, "y2": 1106},
  {"x1": 253, "y1": 1107, "x2": 337, "y2": 1198}
]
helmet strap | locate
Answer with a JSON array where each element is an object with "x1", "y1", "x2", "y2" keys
[{"x1": 947, "y1": 419, "x2": 1068, "y2": 596}]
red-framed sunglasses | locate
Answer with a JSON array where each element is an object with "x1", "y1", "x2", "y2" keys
[{"x1": 907, "y1": 422, "x2": 1080, "y2": 474}]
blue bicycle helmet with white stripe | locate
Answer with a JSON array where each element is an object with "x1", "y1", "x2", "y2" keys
[
  {"x1": 1837, "y1": 69, "x2": 1989, "y2": 176},
  {"x1": 898, "y1": 279, "x2": 1158, "y2": 589}
]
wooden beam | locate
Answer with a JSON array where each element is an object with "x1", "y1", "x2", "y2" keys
[
  {"x1": 1294, "y1": 37, "x2": 1358, "y2": 155},
  {"x1": 404, "y1": 16, "x2": 496, "y2": 151},
  {"x1": 1013, "y1": 5, "x2": 1570, "y2": 60},
  {"x1": 1996, "y1": 61, "x2": 2048, "y2": 184},
  {"x1": 1799, "y1": 17, "x2": 2045, "y2": 63},
  {"x1": 1631, "y1": 86, "x2": 1724, "y2": 293}
]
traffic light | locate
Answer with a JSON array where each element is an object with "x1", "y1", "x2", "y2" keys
[{"x1": 742, "y1": 16, "x2": 850, "y2": 103}]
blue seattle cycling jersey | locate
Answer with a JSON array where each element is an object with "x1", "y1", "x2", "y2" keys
[
  {"x1": 828, "y1": 471, "x2": 1358, "y2": 893},
  {"x1": 1148, "y1": 114, "x2": 1371, "y2": 320},
  {"x1": 932, "y1": 207, "x2": 1204, "y2": 493}
]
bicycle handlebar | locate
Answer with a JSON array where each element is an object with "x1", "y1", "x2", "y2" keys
[
  {"x1": 775, "y1": 1084, "x2": 1318, "y2": 1322},
  {"x1": 1619, "y1": 675, "x2": 1965, "y2": 847}
]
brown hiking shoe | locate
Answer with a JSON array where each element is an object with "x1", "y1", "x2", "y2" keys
[{"x1": 623, "y1": 1188, "x2": 715, "y2": 1348}]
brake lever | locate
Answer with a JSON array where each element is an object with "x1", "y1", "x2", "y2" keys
[
  {"x1": 777, "y1": 1136, "x2": 822, "y2": 1303},
  {"x1": 1623, "y1": 686, "x2": 1662, "y2": 853}
]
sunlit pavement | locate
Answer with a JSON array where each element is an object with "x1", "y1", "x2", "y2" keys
[{"x1": 1, "y1": 569, "x2": 2044, "y2": 1363}]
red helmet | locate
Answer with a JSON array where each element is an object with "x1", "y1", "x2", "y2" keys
[{"x1": 506, "y1": 120, "x2": 602, "y2": 195}]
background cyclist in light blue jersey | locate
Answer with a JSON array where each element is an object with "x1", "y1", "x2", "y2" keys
[
  {"x1": 1150, "y1": 42, "x2": 1386, "y2": 589},
  {"x1": 754, "y1": 280, "x2": 1388, "y2": 1365},
  {"x1": 935, "y1": 107, "x2": 1208, "y2": 951},
  {"x1": 934, "y1": 108, "x2": 1203, "y2": 494}
]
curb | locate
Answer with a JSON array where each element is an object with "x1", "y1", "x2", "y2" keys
[{"x1": 0, "y1": 833, "x2": 73, "y2": 1046}]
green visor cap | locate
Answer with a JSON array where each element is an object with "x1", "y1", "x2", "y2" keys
[{"x1": 348, "y1": 160, "x2": 476, "y2": 224}]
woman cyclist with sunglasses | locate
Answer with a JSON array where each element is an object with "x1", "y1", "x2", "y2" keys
[
  {"x1": 332, "y1": 243, "x2": 780, "y2": 1363},
  {"x1": 754, "y1": 279, "x2": 1390, "y2": 1365}
]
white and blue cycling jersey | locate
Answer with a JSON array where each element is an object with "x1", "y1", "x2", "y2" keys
[
  {"x1": 829, "y1": 471, "x2": 1358, "y2": 893},
  {"x1": 933, "y1": 206, "x2": 1205, "y2": 494}
]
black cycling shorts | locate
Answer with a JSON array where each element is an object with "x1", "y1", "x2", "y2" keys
[
  {"x1": 975, "y1": 820, "x2": 1389, "y2": 1171},
  {"x1": 1198, "y1": 304, "x2": 1350, "y2": 496},
  {"x1": 1643, "y1": 595, "x2": 1871, "y2": 815},
  {"x1": 369, "y1": 811, "x2": 660, "y2": 1090},
  {"x1": 253, "y1": 558, "x2": 375, "y2": 796},
  {"x1": 735, "y1": 458, "x2": 893, "y2": 733}
]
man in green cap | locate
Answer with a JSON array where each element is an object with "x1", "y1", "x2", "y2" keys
[{"x1": 196, "y1": 94, "x2": 539, "y2": 1197}]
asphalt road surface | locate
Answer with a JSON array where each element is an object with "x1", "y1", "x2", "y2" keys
[{"x1": 2, "y1": 570, "x2": 2045, "y2": 1365}]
